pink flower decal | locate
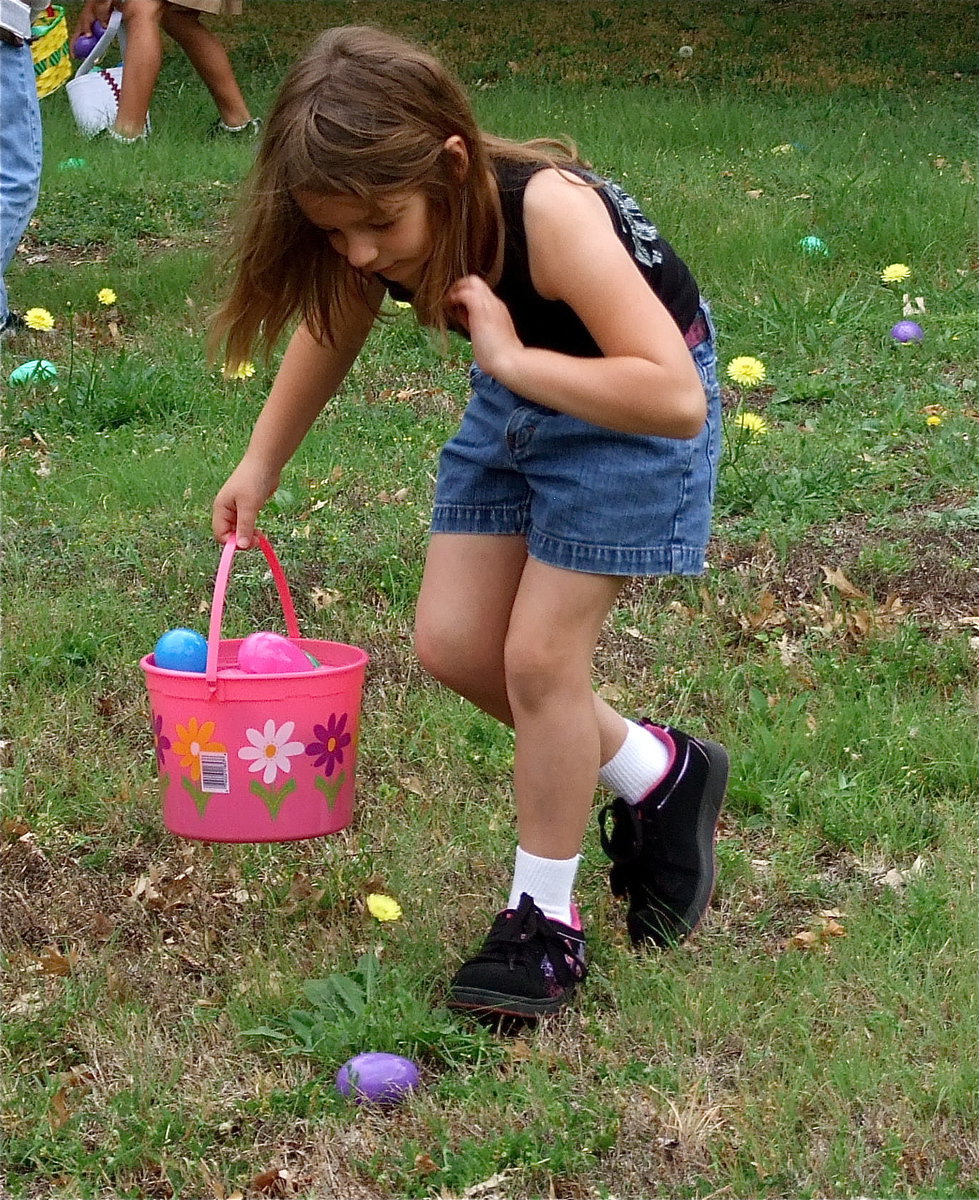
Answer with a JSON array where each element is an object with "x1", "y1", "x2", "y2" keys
[
  {"x1": 306, "y1": 713, "x2": 351, "y2": 776},
  {"x1": 238, "y1": 719, "x2": 305, "y2": 785}
]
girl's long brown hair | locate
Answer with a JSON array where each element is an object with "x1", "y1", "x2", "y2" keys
[{"x1": 210, "y1": 25, "x2": 585, "y2": 368}]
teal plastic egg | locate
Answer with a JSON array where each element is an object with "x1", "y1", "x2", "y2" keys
[
  {"x1": 799, "y1": 235, "x2": 829, "y2": 257},
  {"x1": 8, "y1": 359, "x2": 58, "y2": 385}
]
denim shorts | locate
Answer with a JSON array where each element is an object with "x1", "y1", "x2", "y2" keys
[{"x1": 430, "y1": 305, "x2": 722, "y2": 577}]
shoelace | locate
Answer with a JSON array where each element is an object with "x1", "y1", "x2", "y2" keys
[
  {"x1": 598, "y1": 738, "x2": 697, "y2": 866},
  {"x1": 478, "y1": 893, "x2": 586, "y2": 985},
  {"x1": 598, "y1": 796, "x2": 648, "y2": 865}
]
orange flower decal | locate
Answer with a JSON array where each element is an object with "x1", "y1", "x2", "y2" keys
[{"x1": 172, "y1": 717, "x2": 226, "y2": 782}]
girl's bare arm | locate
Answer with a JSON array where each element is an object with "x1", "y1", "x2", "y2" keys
[
  {"x1": 449, "y1": 170, "x2": 706, "y2": 438},
  {"x1": 213, "y1": 287, "x2": 380, "y2": 547}
]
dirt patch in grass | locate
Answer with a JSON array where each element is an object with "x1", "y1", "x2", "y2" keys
[{"x1": 715, "y1": 497, "x2": 979, "y2": 627}]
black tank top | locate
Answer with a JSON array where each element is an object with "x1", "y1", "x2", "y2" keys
[
  {"x1": 493, "y1": 160, "x2": 700, "y2": 356},
  {"x1": 382, "y1": 160, "x2": 700, "y2": 356}
]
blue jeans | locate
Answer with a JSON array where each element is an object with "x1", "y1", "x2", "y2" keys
[
  {"x1": 431, "y1": 305, "x2": 722, "y2": 577},
  {"x1": 0, "y1": 38, "x2": 43, "y2": 324}
]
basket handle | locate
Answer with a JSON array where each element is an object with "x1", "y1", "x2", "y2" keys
[
  {"x1": 74, "y1": 9, "x2": 124, "y2": 78},
  {"x1": 206, "y1": 534, "x2": 302, "y2": 694}
]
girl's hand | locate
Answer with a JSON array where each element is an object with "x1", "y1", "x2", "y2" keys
[
  {"x1": 447, "y1": 275, "x2": 525, "y2": 385},
  {"x1": 212, "y1": 458, "x2": 280, "y2": 549}
]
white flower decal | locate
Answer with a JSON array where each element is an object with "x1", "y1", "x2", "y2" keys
[{"x1": 238, "y1": 719, "x2": 306, "y2": 785}]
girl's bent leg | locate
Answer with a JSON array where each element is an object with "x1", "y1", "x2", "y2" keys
[
  {"x1": 416, "y1": 535, "x2": 631, "y2": 750},
  {"x1": 414, "y1": 533, "x2": 527, "y2": 725},
  {"x1": 504, "y1": 559, "x2": 625, "y2": 860}
]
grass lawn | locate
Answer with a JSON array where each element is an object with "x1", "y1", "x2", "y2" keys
[{"x1": 2, "y1": 3, "x2": 978, "y2": 1197}]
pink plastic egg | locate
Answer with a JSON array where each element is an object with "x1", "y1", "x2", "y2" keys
[
  {"x1": 237, "y1": 631, "x2": 313, "y2": 674},
  {"x1": 336, "y1": 1052, "x2": 420, "y2": 1104}
]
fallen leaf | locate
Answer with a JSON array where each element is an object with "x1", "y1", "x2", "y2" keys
[
  {"x1": 38, "y1": 946, "x2": 78, "y2": 977},
  {"x1": 49, "y1": 1088, "x2": 71, "y2": 1130},
  {"x1": 820, "y1": 565, "x2": 866, "y2": 599},
  {"x1": 789, "y1": 929, "x2": 822, "y2": 951},
  {"x1": 739, "y1": 588, "x2": 787, "y2": 631},
  {"x1": 310, "y1": 586, "x2": 342, "y2": 609},
  {"x1": 90, "y1": 913, "x2": 114, "y2": 941},
  {"x1": 462, "y1": 1172, "x2": 517, "y2": 1199},
  {"x1": 879, "y1": 855, "x2": 927, "y2": 890},
  {"x1": 250, "y1": 1168, "x2": 291, "y2": 1194}
]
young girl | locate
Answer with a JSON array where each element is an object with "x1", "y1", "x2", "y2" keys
[{"x1": 211, "y1": 25, "x2": 729, "y2": 1021}]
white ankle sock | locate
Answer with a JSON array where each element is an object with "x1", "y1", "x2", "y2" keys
[
  {"x1": 598, "y1": 720, "x2": 675, "y2": 805},
  {"x1": 507, "y1": 846, "x2": 580, "y2": 926}
]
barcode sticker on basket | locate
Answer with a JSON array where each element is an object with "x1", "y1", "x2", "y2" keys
[{"x1": 199, "y1": 752, "x2": 230, "y2": 793}]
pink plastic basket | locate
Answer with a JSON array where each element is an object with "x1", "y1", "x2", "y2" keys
[{"x1": 140, "y1": 535, "x2": 368, "y2": 842}]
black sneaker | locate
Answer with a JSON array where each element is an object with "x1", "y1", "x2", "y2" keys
[
  {"x1": 0, "y1": 311, "x2": 27, "y2": 338},
  {"x1": 598, "y1": 723, "x2": 728, "y2": 948},
  {"x1": 447, "y1": 892, "x2": 587, "y2": 1020}
]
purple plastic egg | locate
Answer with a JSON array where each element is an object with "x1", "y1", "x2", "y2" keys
[
  {"x1": 336, "y1": 1052, "x2": 420, "y2": 1104},
  {"x1": 890, "y1": 320, "x2": 924, "y2": 343},
  {"x1": 237, "y1": 630, "x2": 313, "y2": 674},
  {"x1": 71, "y1": 19, "x2": 105, "y2": 58}
]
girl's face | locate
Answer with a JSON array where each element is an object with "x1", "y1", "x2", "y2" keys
[{"x1": 294, "y1": 189, "x2": 434, "y2": 290}]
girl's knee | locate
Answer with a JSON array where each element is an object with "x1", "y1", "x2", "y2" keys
[
  {"x1": 414, "y1": 616, "x2": 465, "y2": 686},
  {"x1": 414, "y1": 614, "x2": 499, "y2": 696},
  {"x1": 502, "y1": 635, "x2": 575, "y2": 712}
]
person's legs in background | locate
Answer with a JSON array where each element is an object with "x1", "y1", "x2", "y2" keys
[
  {"x1": 0, "y1": 36, "x2": 43, "y2": 332},
  {"x1": 112, "y1": 0, "x2": 165, "y2": 139},
  {"x1": 161, "y1": 2, "x2": 252, "y2": 129}
]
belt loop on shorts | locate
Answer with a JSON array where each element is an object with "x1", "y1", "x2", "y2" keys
[{"x1": 683, "y1": 311, "x2": 710, "y2": 350}]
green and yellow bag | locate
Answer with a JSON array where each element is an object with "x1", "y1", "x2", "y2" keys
[{"x1": 31, "y1": 4, "x2": 71, "y2": 99}]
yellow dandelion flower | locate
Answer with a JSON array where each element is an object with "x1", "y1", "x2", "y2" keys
[
  {"x1": 366, "y1": 893, "x2": 403, "y2": 922},
  {"x1": 97, "y1": 288, "x2": 117, "y2": 306},
  {"x1": 925, "y1": 415, "x2": 942, "y2": 427},
  {"x1": 733, "y1": 411, "x2": 769, "y2": 437},
  {"x1": 223, "y1": 361, "x2": 256, "y2": 380},
  {"x1": 726, "y1": 356, "x2": 766, "y2": 387},
  {"x1": 881, "y1": 263, "x2": 911, "y2": 284},
  {"x1": 24, "y1": 307, "x2": 55, "y2": 331}
]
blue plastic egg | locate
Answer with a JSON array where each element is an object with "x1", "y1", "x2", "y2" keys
[
  {"x1": 336, "y1": 1052, "x2": 420, "y2": 1104},
  {"x1": 153, "y1": 628, "x2": 208, "y2": 673}
]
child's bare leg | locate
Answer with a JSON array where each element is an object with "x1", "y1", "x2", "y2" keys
[
  {"x1": 503, "y1": 558, "x2": 624, "y2": 860},
  {"x1": 415, "y1": 533, "x2": 630, "y2": 757},
  {"x1": 114, "y1": 0, "x2": 165, "y2": 137},
  {"x1": 161, "y1": 3, "x2": 251, "y2": 127}
]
